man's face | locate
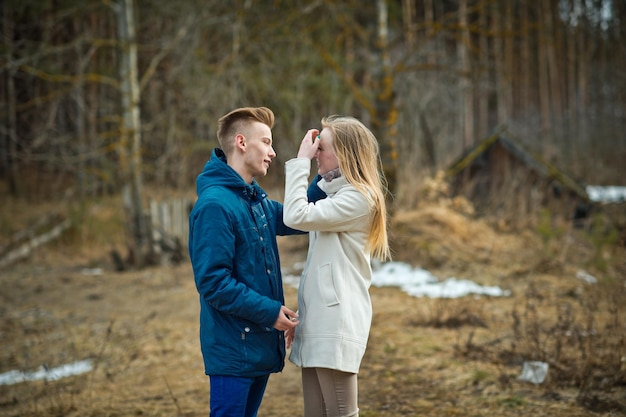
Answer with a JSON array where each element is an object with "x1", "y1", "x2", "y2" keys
[{"x1": 241, "y1": 121, "x2": 276, "y2": 180}]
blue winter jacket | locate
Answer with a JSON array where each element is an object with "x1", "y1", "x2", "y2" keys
[{"x1": 188, "y1": 148, "x2": 301, "y2": 377}]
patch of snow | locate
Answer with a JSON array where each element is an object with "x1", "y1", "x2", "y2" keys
[
  {"x1": 283, "y1": 273, "x2": 301, "y2": 289},
  {"x1": 81, "y1": 268, "x2": 103, "y2": 276},
  {"x1": 576, "y1": 269, "x2": 597, "y2": 284},
  {"x1": 371, "y1": 262, "x2": 511, "y2": 298},
  {"x1": 284, "y1": 261, "x2": 511, "y2": 299},
  {"x1": 586, "y1": 185, "x2": 626, "y2": 203},
  {"x1": 0, "y1": 359, "x2": 93, "y2": 386}
]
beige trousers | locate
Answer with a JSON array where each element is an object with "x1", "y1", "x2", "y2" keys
[{"x1": 301, "y1": 367, "x2": 359, "y2": 417}]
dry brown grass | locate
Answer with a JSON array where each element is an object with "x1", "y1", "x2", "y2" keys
[{"x1": 0, "y1": 194, "x2": 624, "y2": 417}]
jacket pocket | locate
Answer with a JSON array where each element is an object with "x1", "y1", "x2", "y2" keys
[
  {"x1": 318, "y1": 263, "x2": 340, "y2": 307},
  {"x1": 240, "y1": 325, "x2": 280, "y2": 372}
]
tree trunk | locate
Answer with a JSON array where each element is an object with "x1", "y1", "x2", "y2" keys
[
  {"x1": 493, "y1": 2, "x2": 508, "y2": 126},
  {"x1": 458, "y1": 0, "x2": 474, "y2": 149},
  {"x1": 421, "y1": 0, "x2": 438, "y2": 175},
  {"x1": 577, "y1": 3, "x2": 589, "y2": 149},
  {"x1": 74, "y1": 16, "x2": 87, "y2": 200},
  {"x1": 1, "y1": 3, "x2": 19, "y2": 196},
  {"x1": 402, "y1": 0, "x2": 417, "y2": 50},
  {"x1": 417, "y1": 108, "x2": 436, "y2": 177},
  {"x1": 477, "y1": 4, "x2": 488, "y2": 138},
  {"x1": 542, "y1": 0, "x2": 562, "y2": 128},
  {"x1": 566, "y1": 0, "x2": 576, "y2": 138},
  {"x1": 538, "y1": 4, "x2": 551, "y2": 134},
  {"x1": 520, "y1": 1, "x2": 532, "y2": 116},
  {"x1": 374, "y1": 0, "x2": 398, "y2": 196},
  {"x1": 116, "y1": 0, "x2": 151, "y2": 268},
  {"x1": 503, "y1": 1, "x2": 514, "y2": 121},
  {"x1": 424, "y1": 0, "x2": 437, "y2": 69}
]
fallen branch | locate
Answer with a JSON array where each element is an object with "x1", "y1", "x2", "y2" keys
[{"x1": 0, "y1": 217, "x2": 71, "y2": 269}]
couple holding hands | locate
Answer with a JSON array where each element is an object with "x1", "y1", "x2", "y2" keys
[{"x1": 188, "y1": 107, "x2": 390, "y2": 417}]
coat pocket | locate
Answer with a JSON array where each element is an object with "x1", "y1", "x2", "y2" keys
[
  {"x1": 240, "y1": 325, "x2": 279, "y2": 372},
  {"x1": 318, "y1": 263, "x2": 340, "y2": 307}
]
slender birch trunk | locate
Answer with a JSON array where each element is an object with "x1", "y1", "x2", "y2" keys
[{"x1": 116, "y1": 0, "x2": 151, "y2": 267}]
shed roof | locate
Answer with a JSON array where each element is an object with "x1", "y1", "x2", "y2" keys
[{"x1": 446, "y1": 134, "x2": 590, "y2": 202}]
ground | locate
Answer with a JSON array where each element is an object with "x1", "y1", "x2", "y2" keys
[{"x1": 0, "y1": 193, "x2": 624, "y2": 417}]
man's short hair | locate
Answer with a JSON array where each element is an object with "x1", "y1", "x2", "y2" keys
[{"x1": 216, "y1": 107, "x2": 275, "y2": 157}]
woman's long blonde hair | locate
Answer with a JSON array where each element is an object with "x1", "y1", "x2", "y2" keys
[{"x1": 322, "y1": 115, "x2": 391, "y2": 261}]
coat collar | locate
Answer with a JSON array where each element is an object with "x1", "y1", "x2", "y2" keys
[
  {"x1": 196, "y1": 148, "x2": 267, "y2": 203},
  {"x1": 318, "y1": 175, "x2": 349, "y2": 196}
]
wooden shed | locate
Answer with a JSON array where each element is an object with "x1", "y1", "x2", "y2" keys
[{"x1": 446, "y1": 134, "x2": 591, "y2": 227}]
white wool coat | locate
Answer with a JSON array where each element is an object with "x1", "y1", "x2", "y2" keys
[{"x1": 283, "y1": 157, "x2": 373, "y2": 373}]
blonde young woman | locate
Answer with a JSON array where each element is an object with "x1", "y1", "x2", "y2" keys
[{"x1": 283, "y1": 115, "x2": 391, "y2": 417}]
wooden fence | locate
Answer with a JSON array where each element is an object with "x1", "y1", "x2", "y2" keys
[{"x1": 148, "y1": 197, "x2": 194, "y2": 255}]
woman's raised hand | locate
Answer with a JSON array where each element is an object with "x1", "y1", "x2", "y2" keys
[{"x1": 297, "y1": 129, "x2": 320, "y2": 159}]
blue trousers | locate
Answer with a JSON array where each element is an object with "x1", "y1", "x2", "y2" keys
[{"x1": 209, "y1": 374, "x2": 270, "y2": 417}]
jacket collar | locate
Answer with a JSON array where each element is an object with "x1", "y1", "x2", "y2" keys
[
  {"x1": 318, "y1": 175, "x2": 349, "y2": 196},
  {"x1": 196, "y1": 148, "x2": 267, "y2": 203}
]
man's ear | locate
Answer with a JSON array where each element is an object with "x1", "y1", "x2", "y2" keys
[{"x1": 235, "y1": 134, "x2": 246, "y2": 152}]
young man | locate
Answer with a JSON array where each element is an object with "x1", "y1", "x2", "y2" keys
[{"x1": 188, "y1": 107, "x2": 300, "y2": 417}]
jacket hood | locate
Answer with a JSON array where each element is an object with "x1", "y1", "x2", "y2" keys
[{"x1": 196, "y1": 148, "x2": 266, "y2": 202}]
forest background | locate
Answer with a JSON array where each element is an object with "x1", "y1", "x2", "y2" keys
[{"x1": 2, "y1": 0, "x2": 625, "y2": 206}]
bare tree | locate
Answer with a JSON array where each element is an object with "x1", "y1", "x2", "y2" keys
[
  {"x1": 520, "y1": 1, "x2": 532, "y2": 118},
  {"x1": 542, "y1": 0, "x2": 563, "y2": 129},
  {"x1": 373, "y1": 0, "x2": 399, "y2": 194},
  {"x1": 477, "y1": 4, "x2": 489, "y2": 138},
  {"x1": 1, "y1": 1, "x2": 19, "y2": 196},
  {"x1": 114, "y1": 0, "x2": 151, "y2": 267},
  {"x1": 458, "y1": 0, "x2": 474, "y2": 148}
]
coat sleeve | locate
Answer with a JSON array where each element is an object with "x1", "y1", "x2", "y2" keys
[
  {"x1": 189, "y1": 200, "x2": 281, "y2": 327},
  {"x1": 283, "y1": 158, "x2": 370, "y2": 232},
  {"x1": 267, "y1": 199, "x2": 307, "y2": 237},
  {"x1": 307, "y1": 174, "x2": 327, "y2": 202}
]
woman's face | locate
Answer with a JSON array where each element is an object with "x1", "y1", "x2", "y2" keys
[{"x1": 315, "y1": 128, "x2": 339, "y2": 175}]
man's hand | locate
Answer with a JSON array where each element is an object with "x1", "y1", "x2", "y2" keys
[{"x1": 273, "y1": 305, "x2": 299, "y2": 331}]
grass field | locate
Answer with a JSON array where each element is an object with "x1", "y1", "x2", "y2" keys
[{"x1": 0, "y1": 195, "x2": 624, "y2": 416}]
